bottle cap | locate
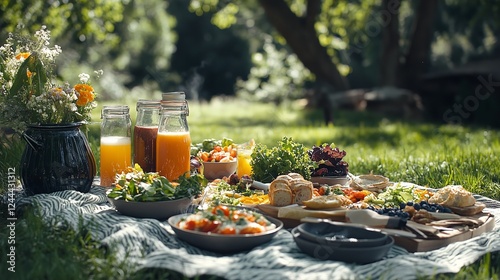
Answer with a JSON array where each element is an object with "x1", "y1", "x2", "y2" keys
[
  {"x1": 101, "y1": 105, "x2": 130, "y2": 119},
  {"x1": 136, "y1": 99, "x2": 161, "y2": 111},
  {"x1": 161, "y1": 92, "x2": 186, "y2": 101}
]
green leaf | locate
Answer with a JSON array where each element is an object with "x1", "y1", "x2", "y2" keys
[{"x1": 9, "y1": 53, "x2": 48, "y2": 99}]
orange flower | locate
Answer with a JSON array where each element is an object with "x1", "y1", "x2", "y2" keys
[
  {"x1": 26, "y1": 69, "x2": 33, "y2": 79},
  {"x1": 74, "y1": 84, "x2": 95, "y2": 106},
  {"x1": 15, "y1": 52, "x2": 31, "y2": 60}
]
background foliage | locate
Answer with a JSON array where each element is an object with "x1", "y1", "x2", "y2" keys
[{"x1": 2, "y1": 1, "x2": 499, "y2": 109}]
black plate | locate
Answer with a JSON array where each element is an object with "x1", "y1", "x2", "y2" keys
[
  {"x1": 292, "y1": 227, "x2": 394, "y2": 264},
  {"x1": 296, "y1": 222, "x2": 388, "y2": 248}
]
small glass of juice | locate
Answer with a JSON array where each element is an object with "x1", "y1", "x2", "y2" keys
[{"x1": 237, "y1": 139, "x2": 255, "y2": 178}]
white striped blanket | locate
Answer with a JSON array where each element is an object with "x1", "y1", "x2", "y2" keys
[{"x1": 16, "y1": 185, "x2": 500, "y2": 280}]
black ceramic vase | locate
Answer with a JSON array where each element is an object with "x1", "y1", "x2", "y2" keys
[{"x1": 20, "y1": 123, "x2": 96, "y2": 195}]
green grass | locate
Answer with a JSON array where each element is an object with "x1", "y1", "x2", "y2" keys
[{"x1": 1, "y1": 98, "x2": 499, "y2": 279}]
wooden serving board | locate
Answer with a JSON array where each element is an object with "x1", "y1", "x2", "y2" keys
[
  {"x1": 255, "y1": 204, "x2": 496, "y2": 252},
  {"x1": 392, "y1": 213, "x2": 495, "y2": 252}
]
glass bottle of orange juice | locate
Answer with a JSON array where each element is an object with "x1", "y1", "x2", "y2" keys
[
  {"x1": 100, "y1": 105, "x2": 131, "y2": 186},
  {"x1": 156, "y1": 92, "x2": 191, "y2": 182}
]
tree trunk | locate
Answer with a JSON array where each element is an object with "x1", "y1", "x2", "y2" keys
[
  {"x1": 258, "y1": 0, "x2": 349, "y2": 91},
  {"x1": 398, "y1": 0, "x2": 438, "y2": 90},
  {"x1": 380, "y1": 0, "x2": 401, "y2": 86}
]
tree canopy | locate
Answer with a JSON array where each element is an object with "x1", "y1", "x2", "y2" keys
[{"x1": 1, "y1": 0, "x2": 499, "y2": 126}]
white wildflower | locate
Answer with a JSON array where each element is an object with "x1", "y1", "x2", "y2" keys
[{"x1": 79, "y1": 73, "x2": 90, "y2": 83}]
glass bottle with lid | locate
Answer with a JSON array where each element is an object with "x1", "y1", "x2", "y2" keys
[
  {"x1": 156, "y1": 92, "x2": 191, "y2": 181},
  {"x1": 134, "y1": 100, "x2": 161, "y2": 172},
  {"x1": 100, "y1": 105, "x2": 131, "y2": 186}
]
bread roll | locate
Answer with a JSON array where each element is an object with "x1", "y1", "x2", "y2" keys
[
  {"x1": 269, "y1": 179, "x2": 290, "y2": 194},
  {"x1": 275, "y1": 174, "x2": 294, "y2": 181},
  {"x1": 268, "y1": 173, "x2": 313, "y2": 206},
  {"x1": 428, "y1": 185, "x2": 476, "y2": 208},
  {"x1": 290, "y1": 180, "x2": 313, "y2": 205},
  {"x1": 270, "y1": 189, "x2": 293, "y2": 206}
]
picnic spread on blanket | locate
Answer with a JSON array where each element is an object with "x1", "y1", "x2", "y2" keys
[
  {"x1": 13, "y1": 115, "x2": 500, "y2": 279},
  {"x1": 16, "y1": 173, "x2": 500, "y2": 280}
]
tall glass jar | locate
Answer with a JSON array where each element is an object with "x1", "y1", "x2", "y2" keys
[
  {"x1": 156, "y1": 92, "x2": 191, "y2": 181},
  {"x1": 100, "y1": 105, "x2": 132, "y2": 186},
  {"x1": 134, "y1": 100, "x2": 161, "y2": 172}
]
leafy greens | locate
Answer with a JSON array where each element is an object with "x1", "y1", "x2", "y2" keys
[
  {"x1": 251, "y1": 137, "x2": 313, "y2": 183},
  {"x1": 107, "y1": 164, "x2": 207, "y2": 202}
]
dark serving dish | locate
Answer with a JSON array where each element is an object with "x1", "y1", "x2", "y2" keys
[
  {"x1": 296, "y1": 222, "x2": 388, "y2": 248},
  {"x1": 108, "y1": 197, "x2": 192, "y2": 220},
  {"x1": 168, "y1": 213, "x2": 283, "y2": 254},
  {"x1": 291, "y1": 227, "x2": 394, "y2": 264}
]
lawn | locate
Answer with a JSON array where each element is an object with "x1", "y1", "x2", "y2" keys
[{"x1": 1, "y1": 98, "x2": 499, "y2": 279}]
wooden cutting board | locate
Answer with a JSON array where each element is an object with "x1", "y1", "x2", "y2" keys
[
  {"x1": 255, "y1": 204, "x2": 496, "y2": 252},
  {"x1": 392, "y1": 213, "x2": 495, "y2": 252}
]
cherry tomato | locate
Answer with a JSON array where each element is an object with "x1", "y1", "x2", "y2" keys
[
  {"x1": 212, "y1": 205, "x2": 230, "y2": 217},
  {"x1": 182, "y1": 220, "x2": 196, "y2": 231},
  {"x1": 201, "y1": 220, "x2": 221, "y2": 233},
  {"x1": 230, "y1": 149, "x2": 237, "y2": 158},
  {"x1": 240, "y1": 224, "x2": 264, "y2": 234},
  {"x1": 200, "y1": 152, "x2": 209, "y2": 162},
  {"x1": 196, "y1": 218, "x2": 209, "y2": 229},
  {"x1": 219, "y1": 226, "x2": 236, "y2": 234}
]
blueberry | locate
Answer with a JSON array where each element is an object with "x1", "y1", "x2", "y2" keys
[
  {"x1": 413, "y1": 203, "x2": 421, "y2": 210},
  {"x1": 420, "y1": 201, "x2": 428, "y2": 206},
  {"x1": 400, "y1": 202, "x2": 406, "y2": 209},
  {"x1": 407, "y1": 201, "x2": 414, "y2": 206},
  {"x1": 430, "y1": 206, "x2": 437, "y2": 212}
]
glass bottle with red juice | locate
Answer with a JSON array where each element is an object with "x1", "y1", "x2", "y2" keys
[{"x1": 134, "y1": 100, "x2": 161, "y2": 172}]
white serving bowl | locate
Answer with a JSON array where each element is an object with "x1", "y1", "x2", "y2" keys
[
  {"x1": 310, "y1": 175, "x2": 351, "y2": 186},
  {"x1": 202, "y1": 161, "x2": 237, "y2": 180}
]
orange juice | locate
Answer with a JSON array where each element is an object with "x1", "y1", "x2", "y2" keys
[
  {"x1": 156, "y1": 131, "x2": 191, "y2": 181},
  {"x1": 237, "y1": 149, "x2": 253, "y2": 177},
  {"x1": 100, "y1": 136, "x2": 131, "y2": 186}
]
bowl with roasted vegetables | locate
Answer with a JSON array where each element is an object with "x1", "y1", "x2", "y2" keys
[
  {"x1": 191, "y1": 138, "x2": 238, "y2": 180},
  {"x1": 168, "y1": 205, "x2": 283, "y2": 253},
  {"x1": 107, "y1": 164, "x2": 207, "y2": 220}
]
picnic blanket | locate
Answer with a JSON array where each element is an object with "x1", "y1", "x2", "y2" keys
[{"x1": 15, "y1": 184, "x2": 500, "y2": 280}]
